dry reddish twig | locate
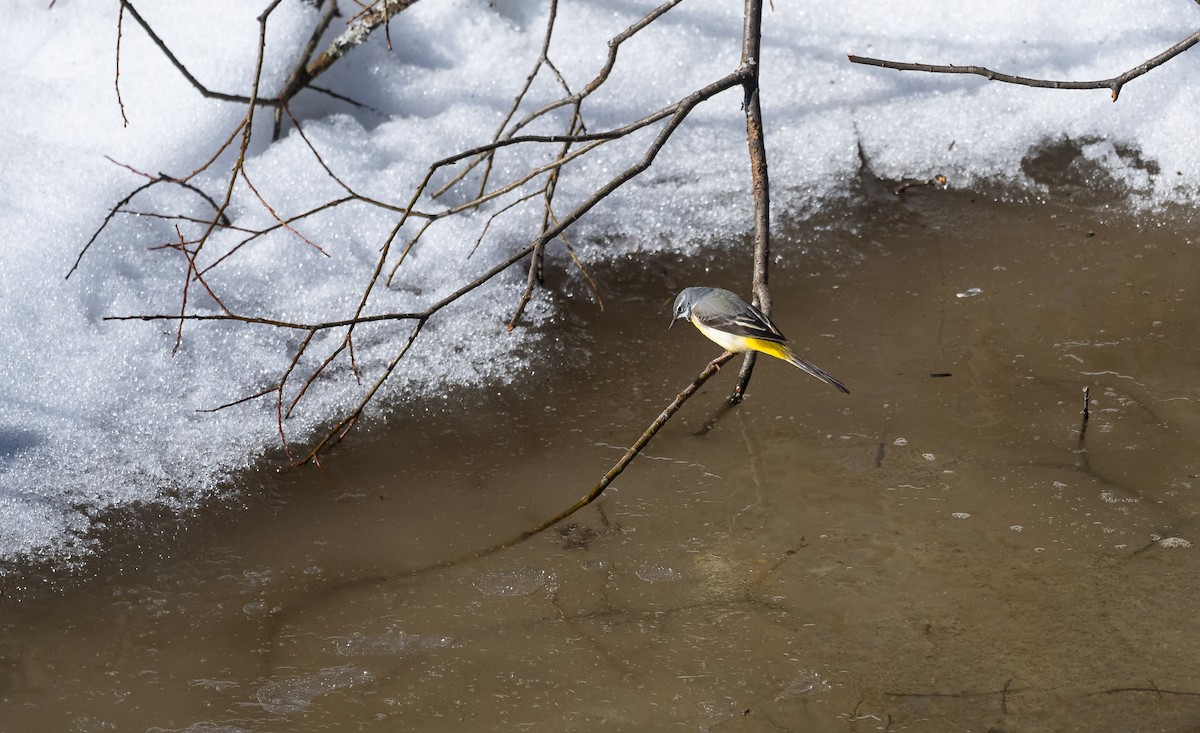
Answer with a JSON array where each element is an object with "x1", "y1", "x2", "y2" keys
[
  {"x1": 104, "y1": 60, "x2": 752, "y2": 458},
  {"x1": 238, "y1": 167, "x2": 329, "y2": 256},
  {"x1": 432, "y1": 0, "x2": 684, "y2": 200},
  {"x1": 70, "y1": 157, "x2": 232, "y2": 279}
]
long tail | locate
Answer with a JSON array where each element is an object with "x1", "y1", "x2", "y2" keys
[{"x1": 776, "y1": 344, "x2": 851, "y2": 394}]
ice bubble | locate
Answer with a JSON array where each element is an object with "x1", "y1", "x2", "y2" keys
[
  {"x1": 255, "y1": 666, "x2": 374, "y2": 714},
  {"x1": 333, "y1": 627, "x2": 453, "y2": 657},
  {"x1": 776, "y1": 670, "x2": 832, "y2": 699},
  {"x1": 473, "y1": 568, "x2": 552, "y2": 597},
  {"x1": 636, "y1": 564, "x2": 682, "y2": 583}
]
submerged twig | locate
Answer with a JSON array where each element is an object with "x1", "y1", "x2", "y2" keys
[
  {"x1": 1077, "y1": 385, "x2": 1091, "y2": 470},
  {"x1": 1091, "y1": 683, "x2": 1200, "y2": 697},
  {"x1": 447, "y1": 351, "x2": 737, "y2": 560}
]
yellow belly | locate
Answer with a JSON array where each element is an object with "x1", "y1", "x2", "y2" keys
[
  {"x1": 691, "y1": 317, "x2": 792, "y2": 362},
  {"x1": 691, "y1": 317, "x2": 751, "y2": 352}
]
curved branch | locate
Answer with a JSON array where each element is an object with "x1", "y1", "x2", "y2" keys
[
  {"x1": 119, "y1": 0, "x2": 277, "y2": 106},
  {"x1": 848, "y1": 27, "x2": 1200, "y2": 102}
]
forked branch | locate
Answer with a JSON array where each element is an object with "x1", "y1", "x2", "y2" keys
[{"x1": 91, "y1": 0, "x2": 772, "y2": 473}]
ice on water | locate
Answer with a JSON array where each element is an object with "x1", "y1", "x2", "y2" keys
[
  {"x1": 636, "y1": 564, "x2": 684, "y2": 583},
  {"x1": 473, "y1": 567, "x2": 554, "y2": 597},
  {"x1": 254, "y1": 665, "x2": 374, "y2": 714},
  {"x1": 333, "y1": 625, "x2": 454, "y2": 656}
]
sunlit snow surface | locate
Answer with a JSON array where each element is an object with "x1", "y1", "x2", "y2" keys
[{"x1": 0, "y1": 0, "x2": 1197, "y2": 569}]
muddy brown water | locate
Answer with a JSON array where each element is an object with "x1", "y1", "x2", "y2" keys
[{"x1": 3, "y1": 190, "x2": 1200, "y2": 732}]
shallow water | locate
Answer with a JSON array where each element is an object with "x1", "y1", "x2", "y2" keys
[{"x1": 4, "y1": 190, "x2": 1200, "y2": 732}]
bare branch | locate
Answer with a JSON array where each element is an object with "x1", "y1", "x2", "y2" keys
[
  {"x1": 274, "y1": 0, "x2": 341, "y2": 138},
  {"x1": 433, "y1": 0, "x2": 685, "y2": 199},
  {"x1": 95, "y1": 0, "x2": 774, "y2": 466},
  {"x1": 239, "y1": 167, "x2": 329, "y2": 256},
  {"x1": 299, "y1": 319, "x2": 426, "y2": 463},
  {"x1": 848, "y1": 27, "x2": 1200, "y2": 102},
  {"x1": 114, "y1": 2, "x2": 129, "y2": 126},
  {"x1": 437, "y1": 0, "x2": 570, "y2": 199},
  {"x1": 386, "y1": 69, "x2": 745, "y2": 287},
  {"x1": 730, "y1": 0, "x2": 770, "y2": 403},
  {"x1": 305, "y1": 0, "x2": 423, "y2": 83},
  {"x1": 119, "y1": 1, "x2": 277, "y2": 106}
]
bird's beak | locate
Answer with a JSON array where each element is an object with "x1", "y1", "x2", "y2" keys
[{"x1": 668, "y1": 316, "x2": 677, "y2": 331}]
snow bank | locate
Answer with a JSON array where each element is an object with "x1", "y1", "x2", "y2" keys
[{"x1": 1, "y1": 0, "x2": 1196, "y2": 569}]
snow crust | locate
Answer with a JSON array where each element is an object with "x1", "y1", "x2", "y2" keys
[{"x1": 1, "y1": 0, "x2": 1197, "y2": 569}]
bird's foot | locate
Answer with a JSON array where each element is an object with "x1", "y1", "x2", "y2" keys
[{"x1": 708, "y1": 351, "x2": 734, "y2": 370}]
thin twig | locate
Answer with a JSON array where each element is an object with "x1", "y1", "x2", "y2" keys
[
  {"x1": 181, "y1": 120, "x2": 245, "y2": 183},
  {"x1": 100, "y1": 0, "x2": 760, "y2": 465},
  {"x1": 239, "y1": 167, "x2": 329, "y2": 256},
  {"x1": 182, "y1": 0, "x2": 282, "y2": 285},
  {"x1": 468, "y1": 191, "x2": 542, "y2": 258},
  {"x1": 198, "y1": 385, "x2": 278, "y2": 413},
  {"x1": 298, "y1": 319, "x2": 427, "y2": 463},
  {"x1": 119, "y1": 0, "x2": 278, "y2": 106},
  {"x1": 172, "y1": 226, "x2": 192, "y2": 353},
  {"x1": 288, "y1": 341, "x2": 350, "y2": 418},
  {"x1": 69, "y1": 179, "x2": 156, "y2": 278},
  {"x1": 116, "y1": 210, "x2": 254, "y2": 233},
  {"x1": 848, "y1": 27, "x2": 1200, "y2": 102},
  {"x1": 1092, "y1": 684, "x2": 1200, "y2": 697},
  {"x1": 434, "y1": 0, "x2": 685, "y2": 199},
  {"x1": 115, "y1": 2, "x2": 129, "y2": 126}
]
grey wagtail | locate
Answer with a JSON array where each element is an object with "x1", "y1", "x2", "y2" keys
[{"x1": 670, "y1": 286, "x2": 849, "y2": 394}]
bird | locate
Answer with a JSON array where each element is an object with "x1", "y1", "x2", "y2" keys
[{"x1": 670, "y1": 286, "x2": 849, "y2": 394}]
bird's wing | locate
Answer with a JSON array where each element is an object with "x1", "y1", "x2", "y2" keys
[{"x1": 691, "y1": 294, "x2": 787, "y2": 342}]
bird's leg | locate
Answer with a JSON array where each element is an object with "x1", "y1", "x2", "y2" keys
[{"x1": 708, "y1": 351, "x2": 734, "y2": 370}]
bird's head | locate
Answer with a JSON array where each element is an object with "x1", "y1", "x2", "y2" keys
[{"x1": 669, "y1": 287, "x2": 701, "y2": 329}]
